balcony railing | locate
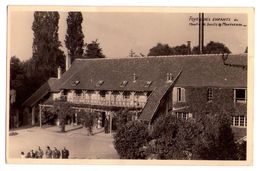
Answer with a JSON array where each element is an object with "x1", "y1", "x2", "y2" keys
[{"x1": 58, "y1": 95, "x2": 146, "y2": 108}]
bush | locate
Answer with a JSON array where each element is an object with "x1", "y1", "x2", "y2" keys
[
  {"x1": 149, "y1": 114, "x2": 200, "y2": 159},
  {"x1": 236, "y1": 141, "x2": 246, "y2": 160},
  {"x1": 114, "y1": 120, "x2": 149, "y2": 159},
  {"x1": 147, "y1": 113, "x2": 239, "y2": 160},
  {"x1": 196, "y1": 113, "x2": 238, "y2": 160}
]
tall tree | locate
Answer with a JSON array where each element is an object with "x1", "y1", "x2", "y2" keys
[
  {"x1": 83, "y1": 40, "x2": 105, "y2": 58},
  {"x1": 32, "y1": 11, "x2": 65, "y2": 83},
  {"x1": 65, "y1": 12, "x2": 84, "y2": 63}
]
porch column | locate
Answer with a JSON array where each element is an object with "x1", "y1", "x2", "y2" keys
[
  {"x1": 39, "y1": 105, "x2": 42, "y2": 128},
  {"x1": 75, "y1": 113, "x2": 78, "y2": 125},
  {"x1": 130, "y1": 92, "x2": 135, "y2": 107},
  {"x1": 95, "y1": 91, "x2": 100, "y2": 104},
  {"x1": 108, "y1": 91, "x2": 112, "y2": 106},
  {"x1": 109, "y1": 111, "x2": 113, "y2": 134},
  {"x1": 32, "y1": 105, "x2": 35, "y2": 126},
  {"x1": 119, "y1": 91, "x2": 124, "y2": 106}
]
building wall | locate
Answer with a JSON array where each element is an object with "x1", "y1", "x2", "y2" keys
[{"x1": 172, "y1": 87, "x2": 247, "y2": 121}]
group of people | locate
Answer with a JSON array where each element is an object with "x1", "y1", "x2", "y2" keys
[{"x1": 21, "y1": 146, "x2": 70, "y2": 159}]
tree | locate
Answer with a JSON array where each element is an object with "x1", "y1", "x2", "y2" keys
[
  {"x1": 196, "y1": 112, "x2": 238, "y2": 160},
  {"x1": 65, "y1": 12, "x2": 84, "y2": 63},
  {"x1": 192, "y1": 41, "x2": 231, "y2": 54},
  {"x1": 114, "y1": 121, "x2": 149, "y2": 159},
  {"x1": 77, "y1": 110, "x2": 97, "y2": 135},
  {"x1": 32, "y1": 11, "x2": 65, "y2": 83},
  {"x1": 53, "y1": 101, "x2": 74, "y2": 132},
  {"x1": 83, "y1": 40, "x2": 105, "y2": 58},
  {"x1": 174, "y1": 44, "x2": 190, "y2": 55},
  {"x1": 114, "y1": 109, "x2": 131, "y2": 131},
  {"x1": 146, "y1": 111, "x2": 238, "y2": 160},
  {"x1": 148, "y1": 43, "x2": 174, "y2": 56}
]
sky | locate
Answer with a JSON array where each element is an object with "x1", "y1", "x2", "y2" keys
[{"x1": 9, "y1": 11, "x2": 248, "y2": 61}]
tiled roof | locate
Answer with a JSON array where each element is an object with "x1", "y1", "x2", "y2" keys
[
  {"x1": 22, "y1": 54, "x2": 247, "y2": 107},
  {"x1": 22, "y1": 78, "x2": 60, "y2": 107},
  {"x1": 61, "y1": 54, "x2": 247, "y2": 91}
]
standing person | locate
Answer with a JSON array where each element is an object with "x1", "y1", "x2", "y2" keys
[
  {"x1": 45, "y1": 146, "x2": 52, "y2": 159},
  {"x1": 37, "y1": 146, "x2": 44, "y2": 158},
  {"x1": 56, "y1": 148, "x2": 61, "y2": 159},
  {"x1": 61, "y1": 147, "x2": 69, "y2": 159},
  {"x1": 26, "y1": 152, "x2": 31, "y2": 158},
  {"x1": 52, "y1": 147, "x2": 58, "y2": 159},
  {"x1": 30, "y1": 150, "x2": 36, "y2": 158},
  {"x1": 20, "y1": 152, "x2": 25, "y2": 158}
]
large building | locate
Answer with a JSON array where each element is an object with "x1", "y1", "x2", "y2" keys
[{"x1": 22, "y1": 53, "x2": 247, "y2": 136}]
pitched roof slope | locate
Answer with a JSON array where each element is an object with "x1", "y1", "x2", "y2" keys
[
  {"x1": 61, "y1": 54, "x2": 247, "y2": 90},
  {"x1": 22, "y1": 78, "x2": 59, "y2": 107},
  {"x1": 139, "y1": 70, "x2": 182, "y2": 122}
]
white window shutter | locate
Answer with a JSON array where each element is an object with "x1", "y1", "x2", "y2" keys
[{"x1": 181, "y1": 88, "x2": 186, "y2": 102}]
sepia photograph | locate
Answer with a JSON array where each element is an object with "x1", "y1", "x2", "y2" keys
[{"x1": 6, "y1": 6, "x2": 254, "y2": 165}]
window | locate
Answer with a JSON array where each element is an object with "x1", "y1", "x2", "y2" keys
[
  {"x1": 234, "y1": 89, "x2": 246, "y2": 103},
  {"x1": 100, "y1": 91, "x2": 106, "y2": 98},
  {"x1": 207, "y1": 88, "x2": 213, "y2": 101},
  {"x1": 144, "y1": 81, "x2": 152, "y2": 88},
  {"x1": 123, "y1": 92, "x2": 130, "y2": 99},
  {"x1": 120, "y1": 81, "x2": 128, "y2": 87},
  {"x1": 176, "y1": 112, "x2": 192, "y2": 120},
  {"x1": 75, "y1": 90, "x2": 82, "y2": 96},
  {"x1": 177, "y1": 88, "x2": 186, "y2": 102},
  {"x1": 232, "y1": 116, "x2": 247, "y2": 127},
  {"x1": 96, "y1": 80, "x2": 104, "y2": 87}
]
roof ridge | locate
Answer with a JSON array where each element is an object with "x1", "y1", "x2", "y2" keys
[{"x1": 74, "y1": 53, "x2": 246, "y2": 61}]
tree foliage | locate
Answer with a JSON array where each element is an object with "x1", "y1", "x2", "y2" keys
[
  {"x1": 65, "y1": 12, "x2": 84, "y2": 63},
  {"x1": 77, "y1": 110, "x2": 97, "y2": 135},
  {"x1": 114, "y1": 108, "x2": 131, "y2": 131},
  {"x1": 52, "y1": 101, "x2": 74, "y2": 132},
  {"x1": 148, "y1": 41, "x2": 231, "y2": 56},
  {"x1": 192, "y1": 41, "x2": 231, "y2": 54},
  {"x1": 83, "y1": 40, "x2": 105, "y2": 58},
  {"x1": 114, "y1": 121, "x2": 149, "y2": 159},
  {"x1": 147, "y1": 112, "x2": 239, "y2": 160},
  {"x1": 32, "y1": 12, "x2": 65, "y2": 81},
  {"x1": 148, "y1": 43, "x2": 174, "y2": 56}
]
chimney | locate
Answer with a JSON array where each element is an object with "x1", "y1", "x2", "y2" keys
[
  {"x1": 167, "y1": 73, "x2": 173, "y2": 82},
  {"x1": 187, "y1": 41, "x2": 191, "y2": 54},
  {"x1": 65, "y1": 52, "x2": 71, "y2": 71},
  {"x1": 133, "y1": 73, "x2": 137, "y2": 83},
  {"x1": 57, "y1": 66, "x2": 61, "y2": 79},
  {"x1": 199, "y1": 13, "x2": 204, "y2": 54},
  {"x1": 166, "y1": 73, "x2": 170, "y2": 82}
]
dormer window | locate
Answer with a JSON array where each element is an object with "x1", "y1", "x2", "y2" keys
[
  {"x1": 144, "y1": 81, "x2": 152, "y2": 88},
  {"x1": 71, "y1": 80, "x2": 80, "y2": 87},
  {"x1": 120, "y1": 81, "x2": 128, "y2": 87},
  {"x1": 96, "y1": 80, "x2": 104, "y2": 87}
]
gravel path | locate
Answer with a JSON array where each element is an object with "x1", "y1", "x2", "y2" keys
[{"x1": 8, "y1": 125, "x2": 119, "y2": 159}]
